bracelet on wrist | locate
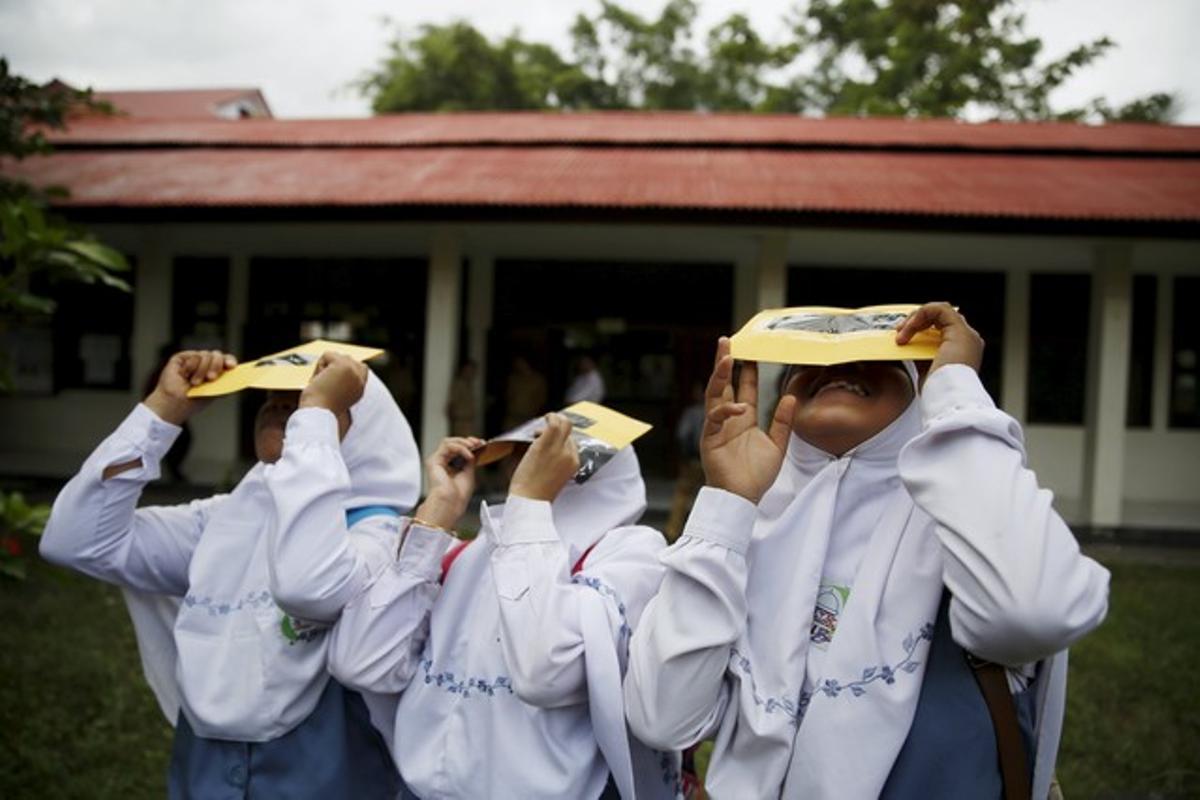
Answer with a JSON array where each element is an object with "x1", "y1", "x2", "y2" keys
[{"x1": 410, "y1": 515, "x2": 454, "y2": 534}]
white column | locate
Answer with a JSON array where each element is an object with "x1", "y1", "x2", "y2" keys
[
  {"x1": 1001, "y1": 269, "x2": 1030, "y2": 422},
  {"x1": 1151, "y1": 272, "x2": 1173, "y2": 432},
  {"x1": 1081, "y1": 244, "x2": 1133, "y2": 528},
  {"x1": 732, "y1": 254, "x2": 758, "y2": 331},
  {"x1": 753, "y1": 232, "x2": 789, "y2": 427},
  {"x1": 420, "y1": 229, "x2": 463, "y2": 461},
  {"x1": 466, "y1": 254, "x2": 494, "y2": 431}
]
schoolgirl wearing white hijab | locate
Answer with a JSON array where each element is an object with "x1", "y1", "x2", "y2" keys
[
  {"x1": 624, "y1": 303, "x2": 1111, "y2": 799},
  {"x1": 41, "y1": 350, "x2": 420, "y2": 798},
  {"x1": 327, "y1": 414, "x2": 682, "y2": 799}
]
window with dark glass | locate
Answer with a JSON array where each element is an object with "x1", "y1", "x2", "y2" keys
[
  {"x1": 1170, "y1": 276, "x2": 1200, "y2": 429},
  {"x1": 1125, "y1": 275, "x2": 1156, "y2": 428},
  {"x1": 173, "y1": 257, "x2": 231, "y2": 351},
  {"x1": 1027, "y1": 274, "x2": 1090, "y2": 425},
  {"x1": 244, "y1": 257, "x2": 428, "y2": 457},
  {"x1": 43, "y1": 258, "x2": 136, "y2": 392}
]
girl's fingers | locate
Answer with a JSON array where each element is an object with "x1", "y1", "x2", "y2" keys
[
  {"x1": 704, "y1": 401, "x2": 747, "y2": 435},
  {"x1": 896, "y1": 302, "x2": 959, "y2": 344},
  {"x1": 767, "y1": 394, "x2": 797, "y2": 452},
  {"x1": 206, "y1": 350, "x2": 224, "y2": 380},
  {"x1": 705, "y1": 355, "x2": 735, "y2": 411},
  {"x1": 737, "y1": 359, "x2": 759, "y2": 408}
]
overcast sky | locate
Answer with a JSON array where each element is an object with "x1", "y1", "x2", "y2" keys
[{"x1": 1, "y1": 0, "x2": 1196, "y2": 122}]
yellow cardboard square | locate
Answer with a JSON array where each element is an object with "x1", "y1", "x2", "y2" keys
[
  {"x1": 474, "y1": 402, "x2": 652, "y2": 467},
  {"x1": 730, "y1": 304, "x2": 942, "y2": 366},
  {"x1": 186, "y1": 340, "x2": 384, "y2": 398}
]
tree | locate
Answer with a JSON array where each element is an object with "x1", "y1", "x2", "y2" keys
[
  {"x1": 0, "y1": 61, "x2": 130, "y2": 579},
  {"x1": 360, "y1": 0, "x2": 1176, "y2": 123},
  {"x1": 788, "y1": 0, "x2": 1175, "y2": 121},
  {"x1": 0, "y1": 60, "x2": 130, "y2": 323}
]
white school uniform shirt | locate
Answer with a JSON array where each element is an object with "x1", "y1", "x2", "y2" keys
[
  {"x1": 624, "y1": 364, "x2": 1111, "y2": 800},
  {"x1": 41, "y1": 372, "x2": 420, "y2": 742},
  {"x1": 328, "y1": 447, "x2": 683, "y2": 800}
]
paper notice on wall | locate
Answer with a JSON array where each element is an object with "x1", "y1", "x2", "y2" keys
[
  {"x1": 471, "y1": 402, "x2": 652, "y2": 484},
  {"x1": 187, "y1": 339, "x2": 383, "y2": 397},
  {"x1": 80, "y1": 333, "x2": 122, "y2": 385},
  {"x1": 730, "y1": 304, "x2": 943, "y2": 366}
]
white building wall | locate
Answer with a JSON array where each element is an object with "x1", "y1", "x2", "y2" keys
[{"x1": 1, "y1": 221, "x2": 1196, "y2": 529}]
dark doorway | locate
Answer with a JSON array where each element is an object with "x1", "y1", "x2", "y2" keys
[
  {"x1": 490, "y1": 260, "x2": 732, "y2": 478},
  {"x1": 241, "y1": 257, "x2": 427, "y2": 460}
]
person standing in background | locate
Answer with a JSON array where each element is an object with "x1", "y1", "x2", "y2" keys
[
  {"x1": 504, "y1": 355, "x2": 549, "y2": 430},
  {"x1": 566, "y1": 354, "x2": 605, "y2": 405},
  {"x1": 664, "y1": 382, "x2": 706, "y2": 542},
  {"x1": 445, "y1": 359, "x2": 478, "y2": 437}
]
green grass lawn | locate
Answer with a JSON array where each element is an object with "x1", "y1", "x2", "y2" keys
[{"x1": 3, "y1": 555, "x2": 1197, "y2": 798}]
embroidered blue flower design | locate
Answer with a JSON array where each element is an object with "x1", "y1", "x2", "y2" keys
[
  {"x1": 735, "y1": 620, "x2": 936, "y2": 728},
  {"x1": 183, "y1": 588, "x2": 275, "y2": 617},
  {"x1": 418, "y1": 658, "x2": 515, "y2": 699},
  {"x1": 797, "y1": 620, "x2": 935, "y2": 718},
  {"x1": 729, "y1": 648, "x2": 801, "y2": 724},
  {"x1": 571, "y1": 574, "x2": 632, "y2": 641}
]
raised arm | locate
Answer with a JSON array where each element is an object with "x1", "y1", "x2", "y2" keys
[
  {"x1": 490, "y1": 488, "x2": 667, "y2": 708},
  {"x1": 326, "y1": 521, "x2": 454, "y2": 694},
  {"x1": 327, "y1": 436, "x2": 477, "y2": 694},
  {"x1": 626, "y1": 338, "x2": 795, "y2": 749},
  {"x1": 267, "y1": 353, "x2": 429, "y2": 622},
  {"x1": 40, "y1": 350, "x2": 235, "y2": 595},
  {"x1": 895, "y1": 304, "x2": 1110, "y2": 666}
]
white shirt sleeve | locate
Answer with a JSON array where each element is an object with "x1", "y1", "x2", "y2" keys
[
  {"x1": 264, "y1": 408, "x2": 404, "y2": 623},
  {"x1": 899, "y1": 364, "x2": 1111, "y2": 667},
  {"x1": 326, "y1": 523, "x2": 454, "y2": 695},
  {"x1": 488, "y1": 496, "x2": 667, "y2": 709},
  {"x1": 624, "y1": 487, "x2": 752, "y2": 750},
  {"x1": 39, "y1": 403, "x2": 222, "y2": 596}
]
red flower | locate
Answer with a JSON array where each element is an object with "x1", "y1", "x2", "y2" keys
[{"x1": 1, "y1": 536, "x2": 22, "y2": 557}]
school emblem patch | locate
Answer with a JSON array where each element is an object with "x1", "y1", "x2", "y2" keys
[
  {"x1": 280, "y1": 614, "x2": 322, "y2": 645},
  {"x1": 810, "y1": 583, "x2": 850, "y2": 651}
]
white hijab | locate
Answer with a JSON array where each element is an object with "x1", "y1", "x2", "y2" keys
[
  {"x1": 127, "y1": 372, "x2": 419, "y2": 741},
  {"x1": 706, "y1": 362, "x2": 1062, "y2": 799},
  {"x1": 396, "y1": 446, "x2": 679, "y2": 799}
]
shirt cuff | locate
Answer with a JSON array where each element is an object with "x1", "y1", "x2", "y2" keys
[
  {"x1": 680, "y1": 487, "x2": 757, "y2": 555},
  {"x1": 490, "y1": 495, "x2": 560, "y2": 547},
  {"x1": 124, "y1": 403, "x2": 183, "y2": 459},
  {"x1": 919, "y1": 364, "x2": 996, "y2": 427},
  {"x1": 284, "y1": 407, "x2": 340, "y2": 445},
  {"x1": 397, "y1": 522, "x2": 456, "y2": 580}
]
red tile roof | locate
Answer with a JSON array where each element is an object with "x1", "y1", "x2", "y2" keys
[
  {"x1": 46, "y1": 112, "x2": 1199, "y2": 153},
  {"x1": 10, "y1": 113, "x2": 1200, "y2": 229},
  {"x1": 93, "y1": 89, "x2": 271, "y2": 119}
]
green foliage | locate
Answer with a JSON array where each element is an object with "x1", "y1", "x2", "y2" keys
[
  {"x1": 360, "y1": 0, "x2": 1176, "y2": 122},
  {"x1": 0, "y1": 491, "x2": 50, "y2": 582},
  {"x1": 0, "y1": 59, "x2": 129, "y2": 332}
]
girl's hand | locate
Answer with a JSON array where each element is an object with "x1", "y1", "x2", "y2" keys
[
  {"x1": 509, "y1": 414, "x2": 581, "y2": 502},
  {"x1": 415, "y1": 436, "x2": 484, "y2": 530},
  {"x1": 145, "y1": 350, "x2": 237, "y2": 425},
  {"x1": 895, "y1": 302, "x2": 984, "y2": 375},
  {"x1": 700, "y1": 337, "x2": 796, "y2": 504}
]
